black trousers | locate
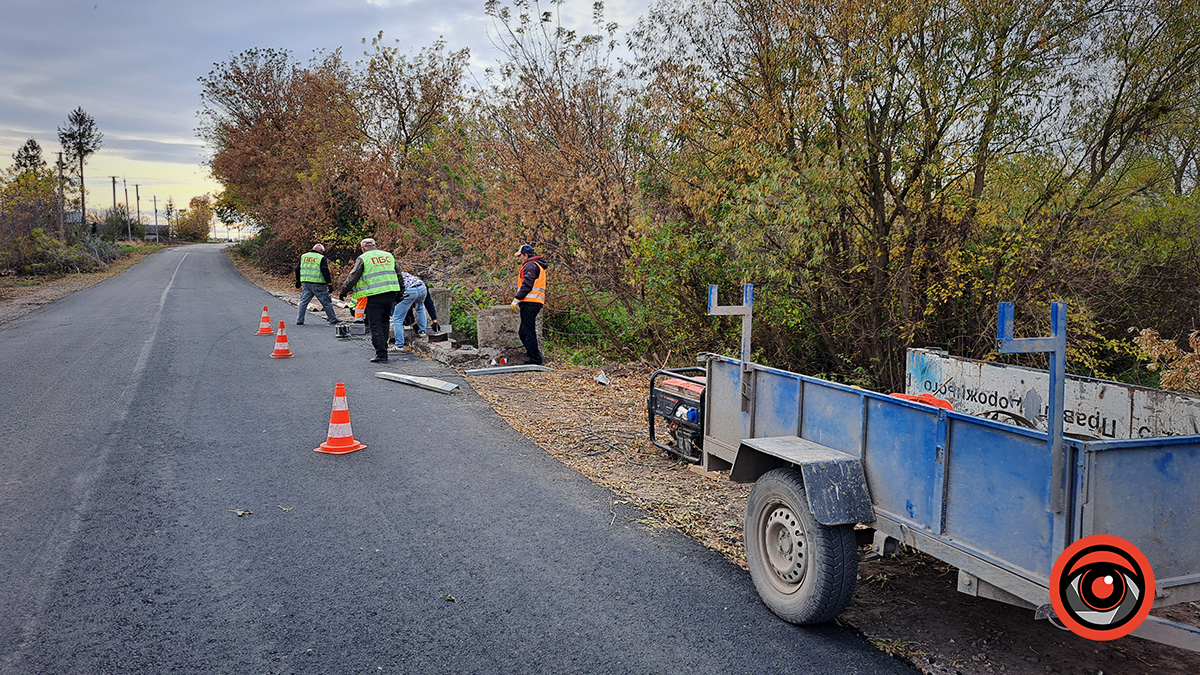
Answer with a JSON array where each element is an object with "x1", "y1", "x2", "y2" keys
[
  {"x1": 518, "y1": 301, "x2": 543, "y2": 364},
  {"x1": 364, "y1": 291, "x2": 398, "y2": 358}
]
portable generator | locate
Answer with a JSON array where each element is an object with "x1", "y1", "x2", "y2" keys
[{"x1": 648, "y1": 367, "x2": 706, "y2": 463}]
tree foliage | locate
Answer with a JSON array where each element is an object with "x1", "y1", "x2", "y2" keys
[
  {"x1": 467, "y1": 0, "x2": 647, "y2": 353},
  {"x1": 197, "y1": 1, "x2": 1200, "y2": 387},
  {"x1": 624, "y1": 0, "x2": 1200, "y2": 386},
  {"x1": 1135, "y1": 328, "x2": 1200, "y2": 394},
  {"x1": 1, "y1": 142, "x2": 59, "y2": 271},
  {"x1": 173, "y1": 195, "x2": 214, "y2": 242},
  {"x1": 12, "y1": 139, "x2": 47, "y2": 176}
]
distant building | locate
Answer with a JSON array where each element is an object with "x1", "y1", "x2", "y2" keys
[{"x1": 67, "y1": 211, "x2": 121, "y2": 236}]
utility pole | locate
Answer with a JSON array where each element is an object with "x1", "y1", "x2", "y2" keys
[
  {"x1": 56, "y1": 153, "x2": 66, "y2": 240},
  {"x1": 110, "y1": 176, "x2": 118, "y2": 239},
  {"x1": 124, "y1": 178, "x2": 130, "y2": 241},
  {"x1": 152, "y1": 195, "x2": 159, "y2": 239},
  {"x1": 135, "y1": 184, "x2": 141, "y2": 238}
]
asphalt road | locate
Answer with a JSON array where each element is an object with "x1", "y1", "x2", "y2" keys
[{"x1": 0, "y1": 244, "x2": 915, "y2": 674}]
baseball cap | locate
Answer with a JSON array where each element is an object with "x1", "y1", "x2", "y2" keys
[
  {"x1": 516, "y1": 244, "x2": 535, "y2": 256},
  {"x1": 360, "y1": 238, "x2": 376, "y2": 247}
]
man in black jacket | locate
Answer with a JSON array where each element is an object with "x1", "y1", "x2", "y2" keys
[{"x1": 511, "y1": 244, "x2": 548, "y2": 365}]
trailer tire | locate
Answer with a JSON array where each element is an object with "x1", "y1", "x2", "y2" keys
[{"x1": 745, "y1": 467, "x2": 858, "y2": 624}]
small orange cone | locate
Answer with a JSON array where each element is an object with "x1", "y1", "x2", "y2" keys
[
  {"x1": 255, "y1": 306, "x2": 274, "y2": 334},
  {"x1": 315, "y1": 382, "x2": 366, "y2": 454},
  {"x1": 270, "y1": 321, "x2": 294, "y2": 358}
]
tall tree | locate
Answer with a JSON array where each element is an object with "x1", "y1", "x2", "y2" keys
[{"x1": 57, "y1": 107, "x2": 103, "y2": 237}]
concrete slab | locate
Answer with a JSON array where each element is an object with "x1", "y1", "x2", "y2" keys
[{"x1": 374, "y1": 371, "x2": 461, "y2": 394}]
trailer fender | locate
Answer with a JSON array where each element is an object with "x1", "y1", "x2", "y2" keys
[{"x1": 732, "y1": 436, "x2": 874, "y2": 526}]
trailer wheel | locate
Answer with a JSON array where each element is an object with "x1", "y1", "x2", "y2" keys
[{"x1": 745, "y1": 467, "x2": 858, "y2": 624}]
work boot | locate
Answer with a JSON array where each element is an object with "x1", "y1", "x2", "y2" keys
[{"x1": 369, "y1": 356, "x2": 388, "y2": 363}]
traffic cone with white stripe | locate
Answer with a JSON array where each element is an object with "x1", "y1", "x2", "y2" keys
[
  {"x1": 255, "y1": 306, "x2": 274, "y2": 334},
  {"x1": 314, "y1": 382, "x2": 366, "y2": 454},
  {"x1": 269, "y1": 321, "x2": 294, "y2": 358}
]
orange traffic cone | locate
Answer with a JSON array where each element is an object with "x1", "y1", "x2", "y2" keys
[
  {"x1": 270, "y1": 321, "x2": 294, "y2": 358},
  {"x1": 255, "y1": 306, "x2": 274, "y2": 334},
  {"x1": 314, "y1": 382, "x2": 366, "y2": 454}
]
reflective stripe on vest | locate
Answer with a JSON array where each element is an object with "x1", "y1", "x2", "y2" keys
[
  {"x1": 354, "y1": 251, "x2": 401, "y2": 297},
  {"x1": 517, "y1": 262, "x2": 547, "y2": 304},
  {"x1": 299, "y1": 252, "x2": 325, "y2": 284}
]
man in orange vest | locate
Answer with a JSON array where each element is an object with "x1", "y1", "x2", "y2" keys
[{"x1": 511, "y1": 244, "x2": 548, "y2": 365}]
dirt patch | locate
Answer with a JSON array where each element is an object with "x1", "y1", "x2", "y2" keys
[{"x1": 8, "y1": 249, "x2": 1196, "y2": 675}]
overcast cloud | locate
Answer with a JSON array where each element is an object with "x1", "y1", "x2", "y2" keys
[{"x1": 0, "y1": 0, "x2": 645, "y2": 208}]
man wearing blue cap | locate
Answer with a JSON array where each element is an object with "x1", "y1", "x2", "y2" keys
[{"x1": 511, "y1": 244, "x2": 548, "y2": 365}]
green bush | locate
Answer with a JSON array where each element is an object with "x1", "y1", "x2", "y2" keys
[
  {"x1": 15, "y1": 229, "x2": 122, "y2": 275},
  {"x1": 448, "y1": 283, "x2": 490, "y2": 343}
]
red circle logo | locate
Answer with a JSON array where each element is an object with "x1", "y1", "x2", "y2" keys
[{"x1": 1050, "y1": 535, "x2": 1155, "y2": 640}]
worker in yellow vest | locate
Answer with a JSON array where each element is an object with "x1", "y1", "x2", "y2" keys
[
  {"x1": 338, "y1": 238, "x2": 402, "y2": 363},
  {"x1": 294, "y1": 243, "x2": 340, "y2": 325},
  {"x1": 511, "y1": 244, "x2": 548, "y2": 365}
]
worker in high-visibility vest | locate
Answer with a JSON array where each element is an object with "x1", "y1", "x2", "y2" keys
[
  {"x1": 294, "y1": 243, "x2": 341, "y2": 325},
  {"x1": 338, "y1": 238, "x2": 403, "y2": 363},
  {"x1": 510, "y1": 244, "x2": 548, "y2": 365}
]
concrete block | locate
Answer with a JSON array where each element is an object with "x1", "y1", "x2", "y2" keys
[
  {"x1": 476, "y1": 305, "x2": 542, "y2": 352},
  {"x1": 419, "y1": 340, "x2": 500, "y2": 366},
  {"x1": 428, "y1": 287, "x2": 451, "y2": 326}
]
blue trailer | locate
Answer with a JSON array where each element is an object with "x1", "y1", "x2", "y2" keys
[{"x1": 649, "y1": 286, "x2": 1200, "y2": 650}]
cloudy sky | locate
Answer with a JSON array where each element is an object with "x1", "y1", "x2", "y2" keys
[{"x1": 0, "y1": 0, "x2": 645, "y2": 217}]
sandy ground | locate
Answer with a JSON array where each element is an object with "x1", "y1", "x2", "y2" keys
[{"x1": 4, "y1": 248, "x2": 1198, "y2": 675}]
